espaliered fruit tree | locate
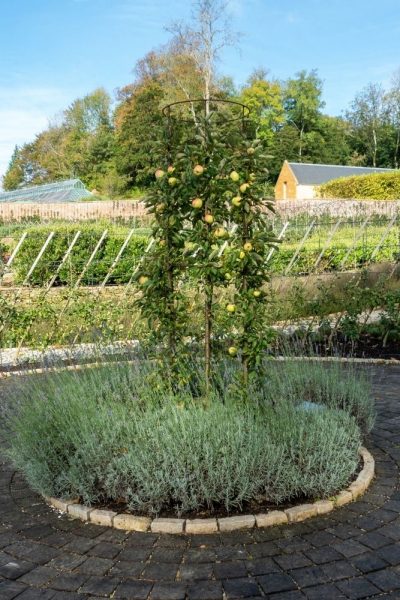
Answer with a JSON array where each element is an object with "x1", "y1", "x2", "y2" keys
[{"x1": 136, "y1": 105, "x2": 277, "y2": 387}]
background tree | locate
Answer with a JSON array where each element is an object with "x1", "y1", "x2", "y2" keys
[
  {"x1": 283, "y1": 69, "x2": 325, "y2": 160},
  {"x1": 114, "y1": 80, "x2": 166, "y2": 190},
  {"x1": 240, "y1": 71, "x2": 284, "y2": 145},
  {"x1": 346, "y1": 83, "x2": 386, "y2": 167},
  {"x1": 2, "y1": 146, "x2": 24, "y2": 190},
  {"x1": 385, "y1": 70, "x2": 400, "y2": 168},
  {"x1": 2, "y1": 88, "x2": 116, "y2": 191},
  {"x1": 166, "y1": 0, "x2": 238, "y2": 117}
]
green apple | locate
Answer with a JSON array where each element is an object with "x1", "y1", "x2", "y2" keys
[
  {"x1": 168, "y1": 177, "x2": 178, "y2": 186},
  {"x1": 231, "y1": 196, "x2": 242, "y2": 207},
  {"x1": 228, "y1": 346, "x2": 238, "y2": 356},
  {"x1": 184, "y1": 241, "x2": 196, "y2": 251},
  {"x1": 191, "y1": 197, "x2": 203, "y2": 209},
  {"x1": 226, "y1": 303, "x2": 236, "y2": 313},
  {"x1": 230, "y1": 171, "x2": 240, "y2": 182},
  {"x1": 224, "y1": 272, "x2": 232, "y2": 280},
  {"x1": 214, "y1": 227, "x2": 227, "y2": 238},
  {"x1": 253, "y1": 290, "x2": 261, "y2": 297}
]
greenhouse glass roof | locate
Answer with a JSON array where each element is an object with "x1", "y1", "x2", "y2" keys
[{"x1": 0, "y1": 179, "x2": 92, "y2": 203}]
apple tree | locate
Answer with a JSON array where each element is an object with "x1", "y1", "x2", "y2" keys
[{"x1": 136, "y1": 104, "x2": 278, "y2": 386}]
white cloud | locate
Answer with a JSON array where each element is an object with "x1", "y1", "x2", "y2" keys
[{"x1": 0, "y1": 86, "x2": 70, "y2": 187}]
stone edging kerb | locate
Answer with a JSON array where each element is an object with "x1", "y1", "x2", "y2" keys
[{"x1": 45, "y1": 446, "x2": 374, "y2": 535}]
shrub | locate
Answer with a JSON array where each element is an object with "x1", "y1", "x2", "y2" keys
[
  {"x1": 4, "y1": 359, "x2": 369, "y2": 516},
  {"x1": 260, "y1": 359, "x2": 375, "y2": 434},
  {"x1": 12, "y1": 223, "x2": 147, "y2": 285},
  {"x1": 319, "y1": 171, "x2": 400, "y2": 200}
]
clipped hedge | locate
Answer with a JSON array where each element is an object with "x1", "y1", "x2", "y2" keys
[
  {"x1": 12, "y1": 224, "x2": 147, "y2": 286},
  {"x1": 269, "y1": 243, "x2": 398, "y2": 274},
  {"x1": 6, "y1": 220, "x2": 399, "y2": 285},
  {"x1": 319, "y1": 171, "x2": 400, "y2": 200}
]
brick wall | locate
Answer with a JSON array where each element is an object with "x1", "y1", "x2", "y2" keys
[
  {"x1": 0, "y1": 200, "x2": 148, "y2": 222},
  {"x1": 275, "y1": 161, "x2": 298, "y2": 200}
]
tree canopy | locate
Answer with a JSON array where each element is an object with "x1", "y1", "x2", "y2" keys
[{"x1": 3, "y1": 0, "x2": 400, "y2": 195}]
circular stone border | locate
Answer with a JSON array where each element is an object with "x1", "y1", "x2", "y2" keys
[
  {"x1": 44, "y1": 446, "x2": 374, "y2": 535},
  {"x1": 1, "y1": 358, "x2": 376, "y2": 534}
]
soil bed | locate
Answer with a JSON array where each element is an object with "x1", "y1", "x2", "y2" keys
[{"x1": 276, "y1": 333, "x2": 400, "y2": 361}]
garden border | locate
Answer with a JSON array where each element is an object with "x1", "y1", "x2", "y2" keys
[
  {"x1": 1, "y1": 357, "x2": 376, "y2": 534},
  {"x1": 44, "y1": 446, "x2": 374, "y2": 535}
]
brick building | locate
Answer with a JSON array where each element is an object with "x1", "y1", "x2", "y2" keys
[{"x1": 275, "y1": 161, "x2": 394, "y2": 200}]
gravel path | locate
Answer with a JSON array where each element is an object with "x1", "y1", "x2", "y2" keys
[{"x1": 1, "y1": 365, "x2": 400, "y2": 599}]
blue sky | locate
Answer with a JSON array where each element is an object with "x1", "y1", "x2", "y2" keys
[{"x1": 1, "y1": 0, "x2": 399, "y2": 181}]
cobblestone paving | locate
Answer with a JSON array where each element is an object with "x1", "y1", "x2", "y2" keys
[{"x1": 1, "y1": 365, "x2": 400, "y2": 599}]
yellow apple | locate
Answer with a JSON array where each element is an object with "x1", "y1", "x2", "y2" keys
[
  {"x1": 253, "y1": 290, "x2": 261, "y2": 297},
  {"x1": 239, "y1": 251, "x2": 245, "y2": 259},
  {"x1": 204, "y1": 214, "x2": 214, "y2": 224},
  {"x1": 224, "y1": 272, "x2": 232, "y2": 280},
  {"x1": 230, "y1": 171, "x2": 240, "y2": 182},
  {"x1": 193, "y1": 164, "x2": 204, "y2": 175},
  {"x1": 168, "y1": 177, "x2": 178, "y2": 186},
  {"x1": 191, "y1": 197, "x2": 203, "y2": 209},
  {"x1": 138, "y1": 275, "x2": 149, "y2": 285},
  {"x1": 240, "y1": 183, "x2": 250, "y2": 193},
  {"x1": 243, "y1": 242, "x2": 253, "y2": 252},
  {"x1": 226, "y1": 303, "x2": 236, "y2": 313},
  {"x1": 214, "y1": 227, "x2": 227, "y2": 238},
  {"x1": 228, "y1": 346, "x2": 238, "y2": 356},
  {"x1": 167, "y1": 165, "x2": 175, "y2": 173},
  {"x1": 155, "y1": 169, "x2": 165, "y2": 179},
  {"x1": 231, "y1": 196, "x2": 242, "y2": 207}
]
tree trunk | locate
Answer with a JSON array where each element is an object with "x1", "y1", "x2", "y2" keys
[
  {"x1": 299, "y1": 125, "x2": 304, "y2": 160},
  {"x1": 204, "y1": 281, "x2": 213, "y2": 395},
  {"x1": 372, "y1": 128, "x2": 377, "y2": 167},
  {"x1": 395, "y1": 129, "x2": 400, "y2": 169}
]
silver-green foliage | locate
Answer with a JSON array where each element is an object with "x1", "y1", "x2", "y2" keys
[
  {"x1": 260, "y1": 359, "x2": 375, "y2": 434},
  {"x1": 5, "y1": 361, "x2": 366, "y2": 515}
]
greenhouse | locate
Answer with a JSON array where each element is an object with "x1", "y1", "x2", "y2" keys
[{"x1": 0, "y1": 179, "x2": 92, "y2": 203}]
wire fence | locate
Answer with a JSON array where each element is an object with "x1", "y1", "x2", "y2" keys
[{"x1": 0, "y1": 216, "x2": 399, "y2": 351}]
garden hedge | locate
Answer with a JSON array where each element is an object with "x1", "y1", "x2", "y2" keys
[
  {"x1": 319, "y1": 171, "x2": 400, "y2": 200},
  {"x1": 6, "y1": 221, "x2": 399, "y2": 285},
  {"x1": 11, "y1": 224, "x2": 148, "y2": 286}
]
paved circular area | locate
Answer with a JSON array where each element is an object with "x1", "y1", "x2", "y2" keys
[{"x1": 1, "y1": 365, "x2": 400, "y2": 599}]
